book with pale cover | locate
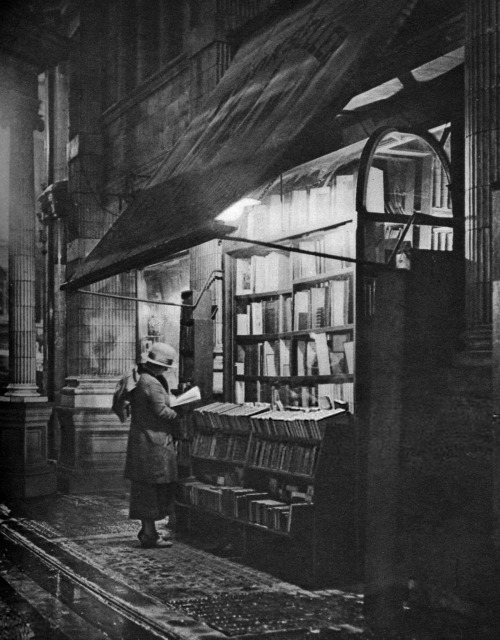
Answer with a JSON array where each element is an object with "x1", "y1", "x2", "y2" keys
[{"x1": 170, "y1": 386, "x2": 201, "y2": 407}]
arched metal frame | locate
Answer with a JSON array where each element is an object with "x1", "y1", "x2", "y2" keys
[
  {"x1": 354, "y1": 124, "x2": 456, "y2": 273},
  {"x1": 355, "y1": 125, "x2": 454, "y2": 222},
  {"x1": 353, "y1": 126, "x2": 456, "y2": 413}
]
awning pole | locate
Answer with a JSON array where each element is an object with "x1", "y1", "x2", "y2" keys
[
  {"x1": 77, "y1": 269, "x2": 222, "y2": 308},
  {"x1": 221, "y1": 235, "x2": 396, "y2": 270}
]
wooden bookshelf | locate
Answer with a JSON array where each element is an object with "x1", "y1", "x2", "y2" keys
[
  {"x1": 176, "y1": 403, "x2": 360, "y2": 588},
  {"x1": 206, "y1": 132, "x2": 460, "y2": 587},
  {"x1": 227, "y1": 225, "x2": 356, "y2": 410},
  {"x1": 176, "y1": 289, "x2": 214, "y2": 478}
]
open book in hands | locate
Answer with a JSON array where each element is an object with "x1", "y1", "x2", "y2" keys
[{"x1": 170, "y1": 386, "x2": 201, "y2": 408}]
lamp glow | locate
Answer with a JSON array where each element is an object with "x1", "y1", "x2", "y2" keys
[{"x1": 215, "y1": 198, "x2": 261, "y2": 223}]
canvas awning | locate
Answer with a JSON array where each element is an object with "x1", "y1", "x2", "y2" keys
[{"x1": 63, "y1": 0, "x2": 416, "y2": 291}]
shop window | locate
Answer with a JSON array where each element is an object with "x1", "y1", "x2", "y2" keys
[{"x1": 137, "y1": 254, "x2": 190, "y2": 386}]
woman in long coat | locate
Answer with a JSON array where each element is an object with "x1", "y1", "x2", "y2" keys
[{"x1": 124, "y1": 342, "x2": 179, "y2": 548}]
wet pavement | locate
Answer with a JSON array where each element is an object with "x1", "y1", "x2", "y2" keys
[{"x1": 0, "y1": 493, "x2": 498, "y2": 639}]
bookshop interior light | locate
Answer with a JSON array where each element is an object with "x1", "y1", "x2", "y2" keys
[{"x1": 216, "y1": 198, "x2": 261, "y2": 223}]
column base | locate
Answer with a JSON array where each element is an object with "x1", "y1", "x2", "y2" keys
[
  {"x1": 364, "y1": 585, "x2": 406, "y2": 632},
  {"x1": 455, "y1": 324, "x2": 492, "y2": 367},
  {"x1": 4, "y1": 383, "x2": 40, "y2": 397},
  {"x1": 0, "y1": 464, "x2": 57, "y2": 500},
  {"x1": 56, "y1": 377, "x2": 129, "y2": 494},
  {"x1": 0, "y1": 397, "x2": 56, "y2": 500}
]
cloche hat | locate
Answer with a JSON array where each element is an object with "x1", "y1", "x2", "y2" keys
[{"x1": 145, "y1": 342, "x2": 177, "y2": 368}]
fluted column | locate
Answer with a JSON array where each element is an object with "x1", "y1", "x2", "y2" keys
[
  {"x1": 0, "y1": 59, "x2": 55, "y2": 500},
  {"x1": 6, "y1": 73, "x2": 39, "y2": 397},
  {"x1": 464, "y1": 0, "x2": 500, "y2": 340}
]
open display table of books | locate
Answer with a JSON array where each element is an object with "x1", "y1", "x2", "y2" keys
[{"x1": 176, "y1": 402, "x2": 361, "y2": 588}]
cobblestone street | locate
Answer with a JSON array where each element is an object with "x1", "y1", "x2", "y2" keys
[
  {"x1": 1, "y1": 493, "x2": 368, "y2": 639},
  {"x1": 1, "y1": 493, "x2": 498, "y2": 640}
]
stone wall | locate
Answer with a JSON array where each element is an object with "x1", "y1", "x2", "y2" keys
[
  {"x1": 401, "y1": 362, "x2": 495, "y2": 609},
  {"x1": 366, "y1": 261, "x2": 496, "y2": 616}
]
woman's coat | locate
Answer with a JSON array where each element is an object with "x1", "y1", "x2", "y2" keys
[{"x1": 124, "y1": 372, "x2": 178, "y2": 484}]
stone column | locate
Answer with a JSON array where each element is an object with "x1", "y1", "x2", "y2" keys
[
  {"x1": 0, "y1": 61, "x2": 55, "y2": 499},
  {"x1": 464, "y1": 0, "x2": 500, "y2": 353},
  {"x1": 6, "y1": 83, "x2": 39, "y2": 398},
  {"x1": 466, "y1": 0, "x2": 500, "y2": 588},
  {"x1": 492, "y1": 185, "x2": 500, "y2": 551}
]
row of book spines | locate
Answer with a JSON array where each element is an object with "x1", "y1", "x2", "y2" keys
[
  {"x1": 177, "y1": 482, "x2": 313, "y2": 533},
  {"x1": 192, "y1": 433, "x2": 248, "y2": 460},
  {"x1": 248, "y1": 500, "x2": 301, "y2": 532},
  {"x1": 178, "y1": 484, "x2": 265, "y2": 519},
  {"x1": 236, "y1": 381, "x2": 351, "y2": 409},
  {"x1": 251, "y1": 418, "x2": 324, "y2": 440},
  {"x1": 239, "y1": 343, "x2": 351, "y2": 379},
  {"x1": 193, "y1": 405, "x2": 344, "y2": 435},
  {"x1": 294, "y1": 278, "x2": 353, "y2": 331},
  {"x1": 235, "y1": 251, "x2": 353, "y2": 296},
  {"x1": 177, "y1": 440, "x2": 192, "y2": 465},
  {"x1": 237, "y1": 297, "x2": 291, "y2": 335},
  {"x1": 248, "y1": 440, "x2": 319, "y2": 476},
  {"x1": 191, "y1": 431, "x2": 324, "y2": 453},
  {"x1": 192, "y1": 401, "x2": 269, "y2": 432},
  {"x1": 194, "y1": 413, "x2": 254, "y2": 433},
  {"x1": 241, "y1": 184, "x2": 355, "y2": 241},
  {"x1": 238, "y1": 340, "x2": 288, "y2": 377},
  {"x1": 292, "y1": 230, "x2": 355, "y2": 278},
  {"x1": 235, "y1": 253, "x2": 292, "y2": 295},
  {"x1": 237, "y1": 282, "x2": 353, "y2": 335}
]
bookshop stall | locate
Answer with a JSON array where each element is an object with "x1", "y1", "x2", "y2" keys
[
  {"x1": 222, "y1": 126, "x2": 455, "y2": 411},
  {"x1": 176, "y1": 126, "x2": 458, "y2": 588}
]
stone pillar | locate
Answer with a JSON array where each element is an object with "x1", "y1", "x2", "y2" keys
[
  {"x1": 464, "y1": 0, "x2": 500, "y2": 352},
  {"x1": 56, "y1": 1, "x2": 136, "y2": 493},
  {"x1": 0, "y1": 61, "x2": 55, "y2": 499},
  {"x1": 466, "y1": 0, "x2": 500, "y2": 576},
  {"x1": 492, "y1": 185, "x2": 500, "y2": 552}
]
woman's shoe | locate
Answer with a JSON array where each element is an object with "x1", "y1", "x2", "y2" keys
[
  {"x1": 159, "y1": 528, "x2": 175, "y2": 541},
  {"x1": 138, "y1": 531, "x2": 173, "y2": 548}
]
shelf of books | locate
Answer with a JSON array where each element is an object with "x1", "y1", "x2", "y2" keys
[
  {"x1": 175, "y1": 289, "x2": 215, "y2": 478},
  {"x1": 228, "y1": 222, "x2": 356, "y2": 413},
  {"x1": 176, "y1": 402, "x2": 359, "y2": 587}
]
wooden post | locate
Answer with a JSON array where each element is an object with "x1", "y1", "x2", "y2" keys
[{"x1": 364, "y1": 270, "x2": 408, "y2": 630}]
